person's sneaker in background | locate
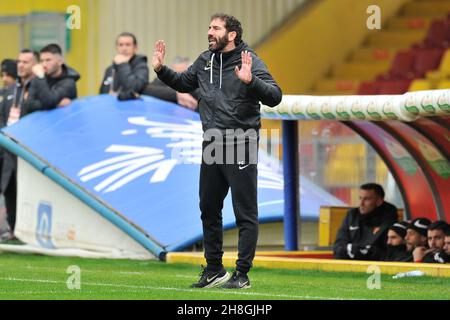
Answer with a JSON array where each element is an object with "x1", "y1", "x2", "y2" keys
[{"x1": 0, "y1": 230, "x2": 10, "y2": 242}]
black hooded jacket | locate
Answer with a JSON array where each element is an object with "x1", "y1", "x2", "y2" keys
[
  {"x1": 383, "y1": 244, "x2": 411, "y2": 262},
  {"x1": 99, "y1": 54, "x2": 149, "y2": 96},
  {"x1": 0, "y1": 65, "x2": 79, "y2": 192},
  {"x1": 156, "y1": 42, "x2": 282, "y2": 133},
  {"x1": 333, "y1": 201, "x2": 398, "y2": 260},
  {"x1": 24, "y1": 64, "x2": 80, "y2": 115}
]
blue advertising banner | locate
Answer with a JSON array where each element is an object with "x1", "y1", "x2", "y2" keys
[{"x1": 2, "y1": 95, "x2": 344, "y2": 251}]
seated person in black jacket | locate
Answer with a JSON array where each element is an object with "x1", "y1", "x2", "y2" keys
[
  {"x1": 333, "y1": 183, "x2": 398, "y2": 261},
  {"x1": 99, "y1": 32, "x2": 149, "y2": 100},
  {"x1": 26, "y1": 43, "x2": 80, "y2": 113},
  {"x1": 383, "y1": 221, "x2": 410, "y2": 262},
  {"x1": 143, "y1": 56, "x2": 199, "y2": 111},
  {"x1": 413, "y1": 220, "x2": 449, "y2": 264}
]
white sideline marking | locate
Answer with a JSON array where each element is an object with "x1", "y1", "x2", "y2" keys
[
  {"x1": 21, "y1": 265, "x2": 146, "y2": 275},
  {"x1": 0, "y1": 277, "x2": 362, "y2": 300},
  {"x1": 118, "y1": 271, "x2": 146, "y2": 275},
  {"x1": 175, "y1": 274, "x2": 194, "y2": 279},
  {"x1": 14, "y1": 266, "x2": 198, "y2": 277}
]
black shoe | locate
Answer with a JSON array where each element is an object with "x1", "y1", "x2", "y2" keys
[
  {"x1": 221, "y1": 270, "x2": 251, "y2": 289},
  {"x1": 190, "y1": 265, "x2": 230, "y2": 288}
]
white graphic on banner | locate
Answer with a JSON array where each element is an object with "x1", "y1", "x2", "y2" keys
[{"x1": 78, "y1": 117, "x2": 282, "y2": 193}]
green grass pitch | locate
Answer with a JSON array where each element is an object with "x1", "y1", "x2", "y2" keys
[{"x1": 0, "y1": 252, "x2": 449, "y2": 300}]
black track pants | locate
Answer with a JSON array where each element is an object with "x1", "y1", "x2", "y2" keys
[
  {"x1": 4, "y1": 173, "x2": 17, "y2": 232},
  {"x1": 199, "y1": 139, "x2": 258, "y2": 274}
]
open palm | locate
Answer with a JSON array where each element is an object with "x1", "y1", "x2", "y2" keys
[
  {"x1": 235, "y1": 50, "x2": 253, "y2": 84},
  {"x1": 152, "y1": 40, "x2": 166, "y2": 72}
]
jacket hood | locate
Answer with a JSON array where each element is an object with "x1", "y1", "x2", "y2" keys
[
  {"x1": 130, "y1": 54, "x2": 148, "y2": 64},
  {"x1": 206, "y1": 42, "x2": 253, "y2": 89},
  {"x1": 112, "y1": 54, "x2": 147, "y2": 68},
  {"x1": 57, "y1": 64, "x2": 81, "y2": 82},
  {"x1": 359, "y1": 202, "x2": 395, "y2": 227}
]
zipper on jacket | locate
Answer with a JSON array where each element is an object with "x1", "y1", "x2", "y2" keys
[{"x1": 208, "y1": 52, "x2": 224, "y2": 130}]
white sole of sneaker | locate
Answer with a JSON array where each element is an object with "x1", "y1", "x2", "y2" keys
[{"x1": 204, "y1": 271, "x2": 230, "y2": 288}]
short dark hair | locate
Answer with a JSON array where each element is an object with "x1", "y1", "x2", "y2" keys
[
  {"x1": 211, "y1": 13, "x2": 243, "y2": 46},
  {"x1": 116, "y1": 32, "x2": 138, "y2": 46},
  {"x1": 360, "y1": 183, "x2": 385, "y2": 199},
  {"x1": 40, "y1": 43, "x2": 63, "y2": 55},
  {"x1": 444, "y1": 225, "x2": 450, "y2": 236},
  {"x1": 428, "y1": 220, "x2": 449, "y2": 232},
  {"x1": 20, "y1": 49, "x2": 39, "y2": 62}
]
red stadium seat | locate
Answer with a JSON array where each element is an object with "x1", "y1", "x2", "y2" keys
[
  {"x1": 378, "y1": 51, "x2": 415, "y2": 80},
  {"x1": 422, "y1": 20, "x2": 450, "y2": 48},
  {"x1": 413, "y1": 48, "x2": 444, "y2": 77},
  {"x1": 357, "y1": 81, "x2": 379, "y2": 95},
  {"x1": 378, "y1": 80, "x2": 412, "y2": 94}
]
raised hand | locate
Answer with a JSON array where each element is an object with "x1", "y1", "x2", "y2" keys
[
  {"x1": 32, "y1": 64, "x2": 45, "y2": 78},
  {"x1": 412, "y1": 246, "x2": 427, "y2": 262},
  {"x1": 235, "y1": 50, "x2": 252, "y2": 84},
  {"x1": 152, "y1": 40, "x2": 166, "y2": 72},
  {"x1": 113, "y1": 54, "x2": 131, "y2": 65}
]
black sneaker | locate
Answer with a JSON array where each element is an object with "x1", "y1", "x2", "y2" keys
[
  {"x1": 190, "y1": 265, "x2": 230, "y2": 288},
  {"x1": 221, "y1": 270, "x2": 251, "y2": 289}
]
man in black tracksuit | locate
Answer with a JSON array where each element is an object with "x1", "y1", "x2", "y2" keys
[
  {"x1": 0, "y1": 45, "x2": 79, "y2": 240},
  {"x1": 153, "y1": 13, "x2": 282, "y2": 289},
  {"x1": 99, "y1": 32, "x2": 149, "y2": 100},
  {"x1": 0, "y1": 50, "x2": 38, "y2": 240},
  {"x1": 334, "y1": 183, "x2": 398, "y2": 261}
]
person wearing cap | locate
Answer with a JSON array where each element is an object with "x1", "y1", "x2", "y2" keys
[
  {"x1": 405, "y1": 217, "x2": 431, "y2": 262},
  {"x1": 420, "y1": 221, "x2": 449, "y2": 264},
  {"x1": 334, "y1": 183, "x2": 398, "y2": 261},
  {"x1": 383, "y1": 221, "x2": 410, "y2": 262},
  {"x1": 0, "y1": 59, "x2": 15, "y2": 238},
  {"x1": 0, "y1": 59, "x2": 18, "y2": 240},
  {"x1": 1, "y1": 59, "x2": 18, "y2": 95}
]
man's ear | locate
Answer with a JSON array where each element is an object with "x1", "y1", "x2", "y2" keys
[
  {"x1": 57, "y1": 54, "x2": 64, "y2": 66},
  {"x1": 228, "y1": 31, "x2": 237, "y2": 43},
  {"x1": 376, "y1": 198, "x2": 384, "y2": 207}
]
